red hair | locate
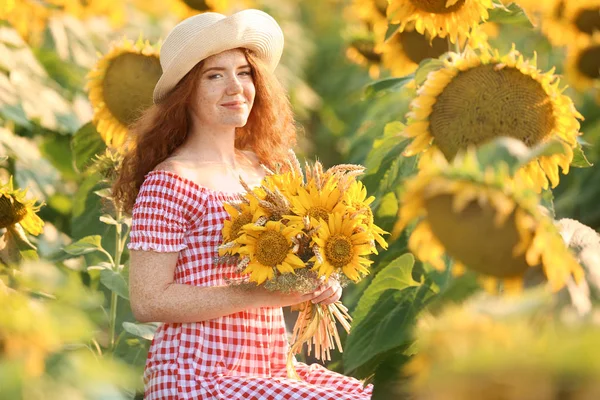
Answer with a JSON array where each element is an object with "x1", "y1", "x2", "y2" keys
[{"x1": 113, "y1": 48, "x2": 296, "y2": 214}]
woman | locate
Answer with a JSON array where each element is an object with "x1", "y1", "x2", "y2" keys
[{"x1": 113, "y1": 9, "x2": 373, "y2": 400}]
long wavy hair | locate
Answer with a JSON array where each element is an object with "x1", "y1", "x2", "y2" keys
[{"x1": 113, "y1": 48, "x2": 296, "y2": 214}]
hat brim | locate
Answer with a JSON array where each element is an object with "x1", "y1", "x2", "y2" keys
[{"x1": 153, "y1": 9, "x2": 284, "y2": 104}]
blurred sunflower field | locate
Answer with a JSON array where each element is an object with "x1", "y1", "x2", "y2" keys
[{"x1": 1, "y1": 0, "x2": 600, "y2": 398}]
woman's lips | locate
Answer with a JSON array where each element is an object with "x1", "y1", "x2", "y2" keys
[{"x1": 221, "y1": 102, "x2": 245, "y2": 109}]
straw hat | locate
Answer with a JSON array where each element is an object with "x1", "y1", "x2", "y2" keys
[{"x1": 153, "y1": 9, "x2": 284, "y2": 104}]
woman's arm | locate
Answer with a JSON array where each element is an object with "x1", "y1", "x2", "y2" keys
[{"x1": 129, "y1": 250, "x2": 322, "y2": 323}]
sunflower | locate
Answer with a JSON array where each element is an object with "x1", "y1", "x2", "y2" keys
[
  {"x1": 346, "y1": 37, "x2": 383, "y2": 79},
  {"x1": 0, "y1": 178, "x2": 44, "y2": 236},
  {"x1": 343, "y1": 180, "x2": 388, "y2": 250},
  {"x1": 403, "y1": 47, "x2": 583, "y2": 192},
  {"x1": 86, "y1": 37, "x2": 162, "y2": 149},
  {"x1": 235, "y1": 221, "x2": 305, "y2": 284},
  {"x1": 311, "y1": 212, "x2": 374, "y2": 282},
  {"x1": 288, "y1": 177, "x2": 344, "y2": 229},
  {"x1": 0, "y1": 290, "x2": 60, "y2": 377},
  {"x1": 392, "y1": 150, "x2": 583, "y2": 292},
  {"x1": 1, "y1": 0, "x2": 125, "y2": 44},
  {"x1": 377, "y1": 27, "x2": 451, "y2": 77},
  {"x1": 262, "y1": 170, "x2": 304, "y2": 199},
  {"x1": 540, "y1": 0, "x2": 600, "y2": 47},
  {"x1": 348, "y1": 0, "x2": 389, "y2": 37},
  {"x1": 565, "y1": 33, "x2": 600, "y2": 92},
  {"x1": 221, "y1": 196, "x2": 267, "y2": 245},
  {"x1": 387, "y1": 0, "x2": 494, "y2": 43},
  {"x1": 407, "y1": 302, "x2": 600, "y2": 399}
]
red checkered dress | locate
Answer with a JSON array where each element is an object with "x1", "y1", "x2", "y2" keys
[{"x1": 128, "y1": 170, "x2": 373, "y2": 400}]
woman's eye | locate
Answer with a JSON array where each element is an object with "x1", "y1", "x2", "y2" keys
[
  {"x1": 208, "y1": 74, "x2": 222, "y2": 79},
  {"x1": 239, "y1": 71, "x2": 252, "y2": 76}
]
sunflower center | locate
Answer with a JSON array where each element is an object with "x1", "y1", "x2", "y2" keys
[
  {"x1": 425, "y1": 193, "x2": 533, "y2": 278},
  {"x1": 255, "y1": 230, "x2": 289, "y2": 267},
  {"x1": 574, "y1": 7, "x2": 600, "y2": 36},
  {"x1": 0, "y1": 195, "x2": 27, "y2": 229},
  {"x1": 324, "y1": 234, "x2": 354, "y2": 268},
  {"x1": 102, "y1": 53, "x2": 162, "y2": 127},
  {"x1": 230, "y1": 212, "x2": 253, "y2": 239},
  {"x1": 409, "y1": 0, "x2": 466, "y2": 14},
  {"x1": 429, "y1": 65, "x2": 555, "y2": 160},
  {"x1": 351, "y1": 39, "x2": 382, "y2": 63},
  {"x1": 307, "y1": 206, "x2": 330, "y2": 223},
  {"x1": 397, "y1": 30, "x2": 450, "y2": 64},
  {"x1": 577, "y1": 45, "x2": 600, "y2": 79},
  {"x1": 182, "y1": 0, "x2": 211, "y2": 11}
]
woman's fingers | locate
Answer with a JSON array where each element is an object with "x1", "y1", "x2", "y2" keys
[
  {"x1": 320, "y1": 286, "x2": 342, "y2": 306},
  {"x1": 310, "y1": 285, "x2": 334, "y2": 304},
  {"x1": 310, "y1": 282, "x2": 342, "y2": 305}
]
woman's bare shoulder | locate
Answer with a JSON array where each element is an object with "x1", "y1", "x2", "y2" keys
[{"x1": 153, "y1": 159, "x2": 229, "y2": 189}]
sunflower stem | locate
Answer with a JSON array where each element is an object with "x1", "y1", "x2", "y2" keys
[{"x1": 108, "y1": 206, "x2": 124, "y2": 354}]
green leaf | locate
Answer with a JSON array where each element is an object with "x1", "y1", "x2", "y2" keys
[
  {"x1": 425, "y1": 272, "x2": 481, "y2": 314},
  {"x1": 572, "y1": 143, "x2": 593, "y2": 168},
  {"x1": 0, "y1": 226, "x2": 38, "y2": 265},
  {"x1": 352, "y1": 254, "x2": 417, "y2": 327},
  {"x1": 363, "y1": 75, "x2": 414, "y2": 99},
  {"x1": 344, "y1": 281, "x2": 435, "y2": 376},
  {"x1": 0, "y1": 103, "x2": 32, "y2": 128},
  {"x1": 122, "y1": 322, "x2": 160, "y2": 341},
  {"x1": 487, "y1": 2, "x2": 534, "y2": 28},
  {"x1": 384, "y1": 24, "x2": 400, "y2": 42},
  {"x1": 94, "y1": 188, "x2": 113, "y2": 199},
  {"x1": 414, "y1": 58, "x2": 445, "y2": 86},
  {"x1": 40, "y1": 134, "x2": 77, "y2": 181},
  {"x1": 540, "y1": 189, "x2": 555, "y2": 219},
  {"x1": 100, "y1": 269, "x2": 129, "y2": 300},
  {"x1": 100, "y1": 214, "x2": 119, "y2": 226},
  {"x1": 87, "y1": 261, "x2": 113, "y2": 271},
  {"x1": 63, "y1": 235, "x2": 103, "y2": 256},
  {"x1": 71, "y1": 122, "x2": 106, "y2": 173},
  {"x1": 476, "y1": 137, "x2": 567, "y2": 175},
  {"x1": 384, "y1": 121, "x2": 405, "y2": 137}
]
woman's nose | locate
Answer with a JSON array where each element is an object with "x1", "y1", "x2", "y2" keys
[{"x1": 226, "y1": 76, "x2": 243, "y2": 95}]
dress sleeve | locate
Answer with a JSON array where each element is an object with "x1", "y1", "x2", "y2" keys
[{"x1": 128, "y1": 173, "x2": 192, "y2": 253}]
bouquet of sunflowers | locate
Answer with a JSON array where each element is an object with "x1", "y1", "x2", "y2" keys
[{"x1": 218, "y1": 153, "x2": 388, "y2": 379}]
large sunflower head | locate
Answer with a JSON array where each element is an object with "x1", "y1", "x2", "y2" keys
[
  {"x1": 392, "y1": 150, "x2": 583, "y2": 292},
  {"x1": 378, "y1": 27, "x2": 451, "y2": 77},
  {"x1": 387, "y1": 0, "x2": 494, "y2": 43},
  {"x1": 235, "y1": 221, "x2": 305, "y2": 284},
  {"x1": 86, "y1": 37, "x2": 162, "y2": 149},
  {"x1": 0, "y1": 178, "x2": 43, "y2": 236},
  {"x1": 566, "y1": 33, "x2": 600, "y2": 92},
  {"x1": 403, "y1": 47, "x2": 584, "y2": 192},
  {"x1": 310, "y1": 212, "x2": 375, "y2": 282}
]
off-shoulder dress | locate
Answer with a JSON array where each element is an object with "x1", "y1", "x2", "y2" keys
[{"x1": 127, "y1": 170, "x2": 373, "y2": 399}]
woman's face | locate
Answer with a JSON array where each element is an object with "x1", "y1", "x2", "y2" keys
[{"x1": 192, "y1": 49, "x2": 256, "y2": 128}]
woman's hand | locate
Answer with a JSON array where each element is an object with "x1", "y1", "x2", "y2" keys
[
  {"x1": 248, "y1": 278, "x2": 342, "y2": 308},
  {"x1": 309, "y1": 278, "x2": 342, "y2": 306},
  {"x1": 249, "y1": 287, "x2": 318, "y2": 309}
]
